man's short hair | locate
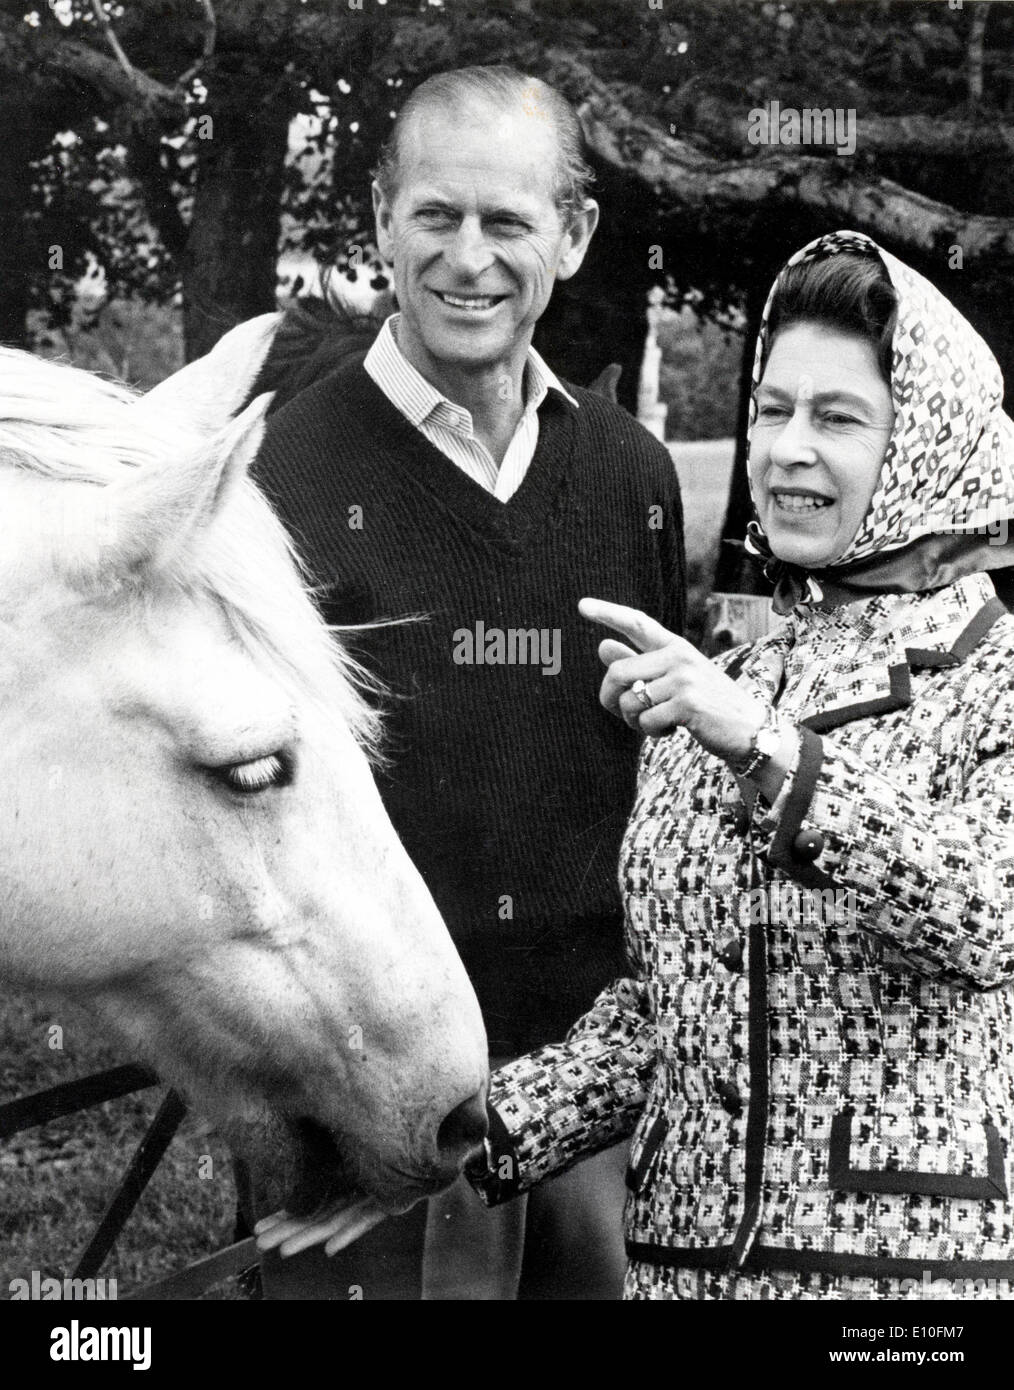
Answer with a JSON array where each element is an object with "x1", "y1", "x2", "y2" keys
[{"x1": 373, "y1": 64, "x2": 595, "y2": 225}]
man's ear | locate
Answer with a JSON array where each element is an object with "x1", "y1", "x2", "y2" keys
[
  {"x1": 556, "y1": 199, "x2": 600, "y2": 282},
  {"x1": 372, "y1": 180, "x2": 395, "y2": 264}
]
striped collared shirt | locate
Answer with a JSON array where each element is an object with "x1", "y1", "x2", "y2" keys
[{"x1": 363, "y1": 313, "x2": 579, "y2": 502}]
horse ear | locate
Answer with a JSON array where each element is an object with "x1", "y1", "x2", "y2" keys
[
  {"x1": 133, "y1": 313, "x2": 282, "y2": 436},
  {"x1": 99, "y1": 393, "x2": 270, "y2": 583}
]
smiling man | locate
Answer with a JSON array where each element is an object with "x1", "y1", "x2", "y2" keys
[
  {"x1": 367, "y1": 78, "x2": 598, "y2": 473},
  {"x1": 251, "y1": 65, "x2": 686, "y2": 1300}
]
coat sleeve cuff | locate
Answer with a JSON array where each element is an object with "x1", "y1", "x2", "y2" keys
[
  {"x1": 763, "y1": 725, "x2": 839, "y2": 891},
  {"x1": 465, "y1": 1101, "x2": 521, "y2": 1207},
  {"x1": 753, "y1": 725, "x2": 801, "y2": 832}
]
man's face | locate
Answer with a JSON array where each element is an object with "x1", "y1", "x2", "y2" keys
[{"x1": 372, "y1": 97, "x2": 598, "y2": 385}]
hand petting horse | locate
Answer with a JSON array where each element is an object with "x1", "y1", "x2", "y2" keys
[{"x1": 0, "y1": 320, "x2": 488, "y2": 1224}]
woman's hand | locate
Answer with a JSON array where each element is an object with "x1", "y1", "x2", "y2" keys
[
  {"x1": 579, "y1": 596, "x2": 766, "y2": 764},
  {"x1": 255, "y1": 1195, "x2": 386, "y2": 1259}
]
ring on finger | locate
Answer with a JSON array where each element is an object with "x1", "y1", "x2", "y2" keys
[{"x1": 630, "y1": 678, "x2": 655, "y2": 711}]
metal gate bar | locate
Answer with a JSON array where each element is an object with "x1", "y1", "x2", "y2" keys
[
  {"x1": 122, "y1": 1237, "x2": 260, "y2": 1301},
  {"x1": 0, "y1": 1063, "x2": 158, "y2": 1139},
  {"x1": 3, "y1": 1065, "x2": 258, "y2": 1298},
  {"x1": 72, "y1": 1088, "x2": 188, "y2": 1280}
]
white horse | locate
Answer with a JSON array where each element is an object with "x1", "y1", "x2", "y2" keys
[{"x1": 0, "y1": 318, "x2": 488, "y2": 1219}]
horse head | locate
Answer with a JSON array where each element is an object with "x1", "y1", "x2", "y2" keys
[{"x1": 0, "y1": 320, "x2": 488, "y2": 1216}]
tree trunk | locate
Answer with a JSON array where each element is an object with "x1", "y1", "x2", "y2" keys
[
  {"x1": 534, "y1": 161, "x2": 657, "y2": 411},
  {"x1": 0, "y1": 97, "x2": 40, "y2": 348},
  {"x1": 181, "y1": 90, "x2": 292, "y2": 361},
  {"x1": 713, "y1": 284, "x2": 767, "y2": 595},
  {"x1": 0, "y1": 269, "x2": 29, "y2": 350}
]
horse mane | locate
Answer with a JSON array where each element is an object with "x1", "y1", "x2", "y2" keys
[
  {"x1": 0, "y1": 347, "x2": 383, "y2": 757},
  {"x1": 243, "y1": 295, "x2": 385, "y2": 416},
  {"x1": 0, "y1": 350, "x2": 175, "y2": 483}
]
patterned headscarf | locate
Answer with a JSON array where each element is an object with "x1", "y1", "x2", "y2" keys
[{"x1": 744, "y1": 229, "x2": 1014, "y2": 614}]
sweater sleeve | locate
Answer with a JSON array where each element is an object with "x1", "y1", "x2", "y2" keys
[
  {"x1": 751, "y1": 681, "x2": 1014, "y2": 993},
  {"x1": 467, "y1": 975, "x2": 656, "y2": 1205}
]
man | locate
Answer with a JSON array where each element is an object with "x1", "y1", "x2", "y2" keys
[{"x1": 252, "y1": 64, "x2": 685, "y2": 1299}]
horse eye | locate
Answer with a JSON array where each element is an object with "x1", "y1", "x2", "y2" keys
[{"x1": 213, "y1": 753, "x2": 291, "y2": 795}]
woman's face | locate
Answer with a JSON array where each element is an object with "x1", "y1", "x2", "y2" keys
[{"x1": 749, "y1": 321, "x2": 895, "y2": 569}]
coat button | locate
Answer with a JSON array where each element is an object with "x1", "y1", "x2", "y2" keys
[
  {"x1": 718, "y1": 939, "x2": 743, "y2": 972},
  {"x1": 733, "y1": 804, "x2": 751, "y2": 836},
  {"x1": 791, "y1": 829, "x2": 825, "y2": 863},
  {"x1": 717, "y1": 1080, "x2": 742, "y2": 1115}
]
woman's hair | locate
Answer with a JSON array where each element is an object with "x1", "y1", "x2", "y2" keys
[{"x1": 765, "y1": 251, "x2": 899, "y2": 383}]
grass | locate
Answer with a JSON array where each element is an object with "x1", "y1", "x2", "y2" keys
[
  {"x1": 0, "y1": 994, "x2": 246, "y2": 1300},
  {"x1": 28, "y1": 299, "x2": 184, "y2": 391}
]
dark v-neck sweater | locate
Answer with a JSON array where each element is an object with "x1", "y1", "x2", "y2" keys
[{"x1": 254, "y1": 358, "x2": 686, "y2": 1051}]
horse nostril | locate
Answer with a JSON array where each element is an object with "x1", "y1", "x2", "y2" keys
[{"x1": 436, "y1": 1087, "x2": 488, "y2": 1163}]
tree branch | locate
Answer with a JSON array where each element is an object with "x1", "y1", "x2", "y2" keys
[
  {"x1": 0, "y1": 8, "x2": 212, "y2": 117},
  {"x1": 968, "y1": 1, "x2": 990, "y2": 112},
  {"x1": 582, "y1": 98, "x2": 1014, "y2": 261},
  {"x1": 0, "y1": 12, "x2": 184, "y2": 118},
  {"x1": 685, "y1": 95, "x2": 1014, "y2": 161},
  {"x1": 84, "y1": 0, "x2": 217, "y2": 103},
  {"x1": 126, "y1": 130, "x2": 190, "y2": 259},
  {"x1": 89, "y1": 0, "x2": 138, "y2": 85},
  {"x1": 537, "y1": 50, "x2": 1014, "y2": 267},
  {"x1": 177, "y1": 0, "x2": 217, "y2": 89}
]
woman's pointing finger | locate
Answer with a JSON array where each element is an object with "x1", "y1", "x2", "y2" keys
[{"x1": 579, "y1": 597, "x2": 677, "y2": 653}]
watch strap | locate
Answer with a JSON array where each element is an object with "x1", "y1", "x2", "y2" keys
[{"x1": 731, "y1": 705, "x2": 781, "y2": 779}]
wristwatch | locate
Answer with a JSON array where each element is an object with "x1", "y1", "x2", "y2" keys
[{"x1": 730, "y1": 705, "x2": 783, "y2": 780}]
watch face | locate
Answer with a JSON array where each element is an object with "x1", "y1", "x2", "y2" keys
[{"x1": 756, "y1": 724, "x2": 782, "y2": 760}]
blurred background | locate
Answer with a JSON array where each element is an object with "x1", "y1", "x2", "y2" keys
[{"x1": 5, "y1": 0, "x2": 1014, "y2": 605}]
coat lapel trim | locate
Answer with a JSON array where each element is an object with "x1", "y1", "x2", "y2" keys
[
  {"x1": 624, "y1": 1240, "x2": 1014, "y2": 1280},
  {"x1": 728, "y1": 595, "x2": 1006, "y2": 735},
  {"x1": 907, "y1": 595, "x2": 1007, "y2": 666},
  {"x1": 729, "y1": 858, "x2": 770, "y2": 1269},
  {"x1": 801, "y1": 663, "x2": 911, "y2": 734}
]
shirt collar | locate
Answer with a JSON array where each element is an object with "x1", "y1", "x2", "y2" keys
[
  {"x1": 524, "y1": 342, "x2": 580, "y2": 412},
  {"x1": 363, "y1": 313, "x2": 579, "y2": 430}
]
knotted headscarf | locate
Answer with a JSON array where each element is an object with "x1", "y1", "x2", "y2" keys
[{"x1": 744, "y1": 229, "x2": 1014, "y2": 614}]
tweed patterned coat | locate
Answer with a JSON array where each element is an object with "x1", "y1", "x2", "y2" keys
[{"x1": 474, "y1": 571, "x2": 1014, "y2": 1298}]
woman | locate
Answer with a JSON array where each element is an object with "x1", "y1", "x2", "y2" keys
[{"x1": 258, "y1": 230, "x2": 1014, "y2": 1299}]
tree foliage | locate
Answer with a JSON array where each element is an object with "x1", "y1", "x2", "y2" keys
[
  {"x1": 3, "y1": 0, "x2": 1014, "y2": 578},
  {"x1": 4, "y1": 1, "x2": 1013, "y2": 339}
]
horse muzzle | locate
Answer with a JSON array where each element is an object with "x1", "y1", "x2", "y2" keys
[{"x1": 238, "y1": 1077, "x2": 490, "y2": 1218}]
